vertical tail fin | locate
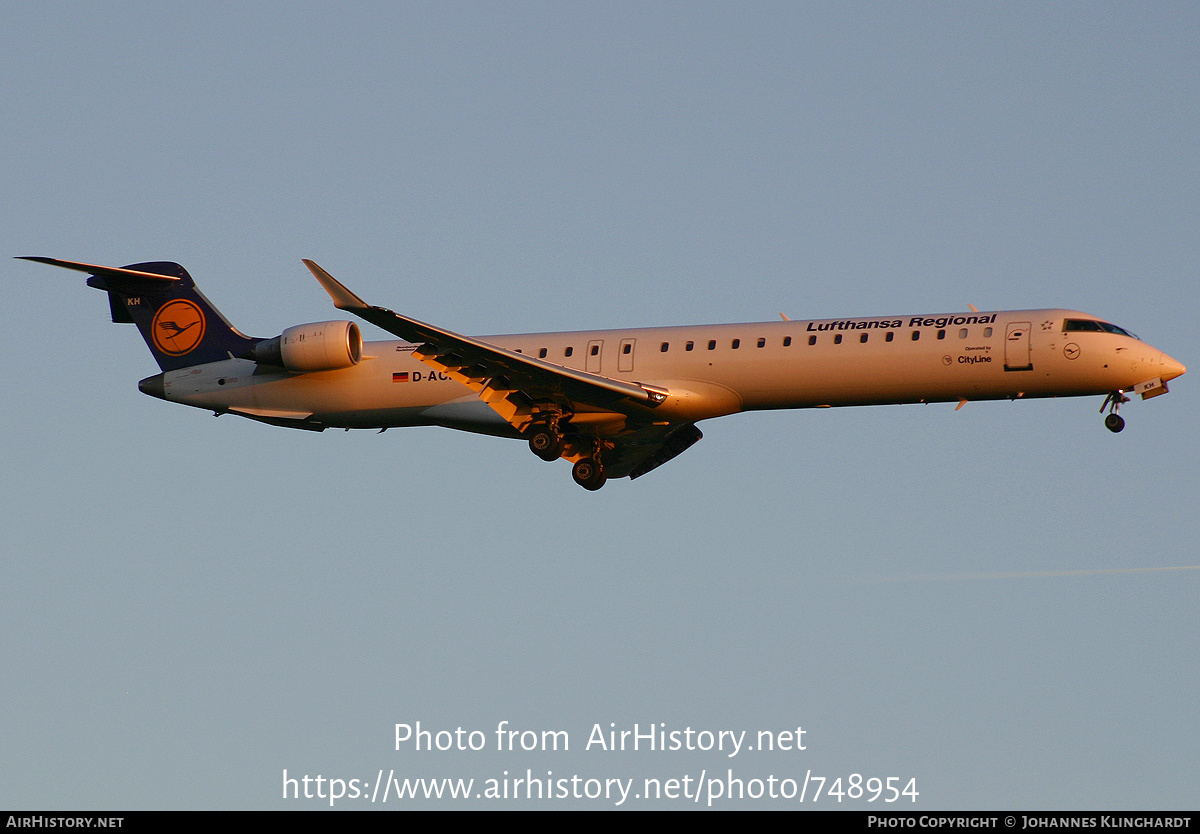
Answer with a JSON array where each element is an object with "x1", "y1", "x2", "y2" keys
[{"x1": 19, "y1": 257, "x2": 260, "y2": 371}]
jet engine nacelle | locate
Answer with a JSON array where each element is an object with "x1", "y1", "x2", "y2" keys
[{"x1": 251, "y1": 320, "x2": 362, "y2": 372}]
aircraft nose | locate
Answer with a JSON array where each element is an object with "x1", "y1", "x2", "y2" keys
[{"x1": 1160, "y1": 352, "x2": 1186, "y2": 382}]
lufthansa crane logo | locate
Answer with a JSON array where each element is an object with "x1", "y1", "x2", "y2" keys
[{"x1": 151, "y1": 299, "x2": 206, "y2": 356}]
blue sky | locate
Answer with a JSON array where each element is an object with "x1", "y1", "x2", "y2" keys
[{"x1": 3, "y1": 2, "x2": 1197, "y2": 809}]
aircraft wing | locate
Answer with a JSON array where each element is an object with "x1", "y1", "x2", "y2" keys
[{"x1": 303, "y1": 261, "x2": 671, "y2": 438}]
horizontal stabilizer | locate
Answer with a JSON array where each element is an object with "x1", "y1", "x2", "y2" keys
[
  {"x1": 21, "y1": 256, "x2": 257, "y2": 371},
  {"x1": 17, "y1": 256, "x2": 184, "y2": 284}
]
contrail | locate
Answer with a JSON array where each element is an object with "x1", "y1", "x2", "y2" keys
[{"x1": 864, "y1": 566, "x2": 1200, "y2": 583}]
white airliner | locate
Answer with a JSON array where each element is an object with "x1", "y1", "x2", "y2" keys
[{"x1": 23, "y1": 256, "x2": 1186, "y2": 490}]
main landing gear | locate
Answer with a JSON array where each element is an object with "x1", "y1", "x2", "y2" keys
[
  {"x1": 570, "y1": 435, "x2": 609, "y2": 491},
  {"x1": 527, "y1": 425, "x2": 565, "y2": 461},
  {"x1": 525, "y1": 417, "x2": 609, "y2": 490},
  {"x1": 571, "y1": 457, "x2": 606, "y2": 491},
  {"x1": 527, "y1": 411, "x2": 569, "y2": 462},
  {"x1": 1100, "y1": 391, "x2": 1129, "y2": 433}
]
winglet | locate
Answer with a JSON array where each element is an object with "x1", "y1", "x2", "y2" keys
[{"x1": 302, "y1": 259, "x2": 369, "y2": 310}]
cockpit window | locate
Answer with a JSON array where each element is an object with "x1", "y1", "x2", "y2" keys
[
  {"x1": 1103, "y1": 322, "x2": 1136, "y2": 338},
  {"x1": 1064, "y1": 319, "x2": 1137, "y2": 339}
]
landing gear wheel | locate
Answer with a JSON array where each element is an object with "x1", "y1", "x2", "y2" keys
[
  {"x1": 1100, "y1": 390, "x2": 1130, "y2": 433},
  {"x1": 528, "y1": 428, "x2": 564, "y2": 461},
  {"x1": 571, "y1": 458, "x2": 607, "y2": 491}
]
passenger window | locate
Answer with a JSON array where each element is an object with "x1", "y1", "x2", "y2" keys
[
  {"x1": 808, "y1": 335, "x2": 817, "y2": 346},
  {"x1": 660, "y1": 342, "x2": 669, "y2": 352},
  {"x1": 686, "y1": 341, "x2": 694, "y2": 351},
  {"x1": 984, "y1": 327, "x2": 993, "y2": 338},
  {"x1": 757, "y1": 337, "x2": 766, "y2": 348},
  {"x1": 937, "y1": 329, "x2": 946, "y2": 340},
  {"x1": 783, "y1": 336, "x2": 792, "y2": 347},
  {"x1": 564, "y1": 346, "x2": 573, "y2": 357},
  {"x1": 886, "y1": 332, "x2": 894, "y2": 342},
  {"x1": 834, "y1": 334, "x2": 843, "y2": 344},
  {"x1": 860, "y1": 333, "x2": 868, "y2": 343},
  {"x1": 590, "y1": 345, "x2": 599, "y2": 356},
  {"x1": 622, "y1": 343, "x2": 632, "y2": 354},
  {"x1": 707, "y1": 340, "x2": 716, "y2": 351},
  {"x1": 912, "y1": 331, "x2": 921, "y2": 341},
  {"x1": 731, "y1": 339, "x2": 740, "y2": 349},
  {"x1": 959, "y1": 328, "x2": 968, "y2": 339},
  {"x1": 538, "y1": 348, "x2": 547, "y2": 358}
]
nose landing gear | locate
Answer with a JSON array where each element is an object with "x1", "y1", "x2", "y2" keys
[{"x1": 1100, "y1": 391, "x2": 1129, "y2": 433}]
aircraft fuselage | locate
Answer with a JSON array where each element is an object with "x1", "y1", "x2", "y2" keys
[
  {"x1": 150, "y1": 308, "x2": 1183, "y2": 436},
  {"x1": 26, "y1": 256, "x2": 1184, "y2": 489}
]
